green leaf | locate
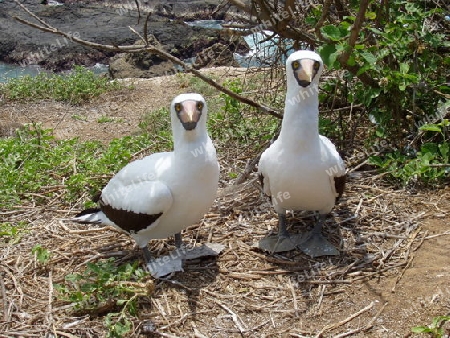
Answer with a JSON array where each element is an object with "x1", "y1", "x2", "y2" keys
[
  {"x1": 368, "y1": 155, "x2": 385, "y2": 167},
  {"x1": 432, "y1": 315, "x2": 450, "y2": 328},
  {"x1": 321, "y1": 25, "x2": 347, "y2": 41},
  {"x1": 368, "y1": 27, "x2": 383, "y2": 35},
  {"x1": 32, "y1": 244, "x2": 51, "y2": 264},
  {"x1": 421, "y1": 142, "x2": 439, "y2": 154},
  {"x1": 360, "y1": 52, "x2": 377, "y2": 64},
  {"x1": 347, "y1": 54, "x2": 356, "y2": 66},
  {"x1": 438, "y1": 143, "x2": 449, "y2": 159},
  {"x1": 399, "y1": 62, "x2": 409, "y2": 74},
  {"x1": 419, "y1": 124, "x2": 442, "y2": 132},
  {"x1": 365, "y1": 11, "x2": 377, "y2": 20},
  {"x1": 319, "y1": 44, "x2": 338, "y2": 67}
]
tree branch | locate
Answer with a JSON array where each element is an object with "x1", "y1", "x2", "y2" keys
[
  {"x1": 12, "y1": 0, "x2": 283, "y2": 119},
  {"x1": 227, "y1": 0, "x2": 253, "y2": 13},
  {"x1": 337, "y1": 0, "x2": 380, "y2": 88},
  {"x1": 315, "y1": 0, "x2": 332, "y2": 42},
  {"x1": 338, "y1": 0, "x2": 369, "y2": 65}
]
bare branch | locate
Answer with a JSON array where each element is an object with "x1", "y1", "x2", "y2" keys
[
  {"x1": 13, "y1": 0, "x2": 53, "y2": 29},
  {"x1": 338, "y1": 0, "x2": 369, "y2": 65},
  {"x1": 12, "y1": 1, "x2": 283, "y2": 119},
  {"x1": 134, "y1": 0, "x2": 141, "y2": 24},
  {"x1": 337, "y1": 0, "x2": 379, "y2": 88},
  {"x1": 315, "y1": 0, "x2": 332, "y2": 41},
  {"x1": 128, "y1": 26, "x2": 146, "y2": 44},
  {"x1": 226, "y1": 0, "x2": 377, "y2": 87},
  {"x1": 143, "y1": 11, "x2": 152, "y2": 45}
]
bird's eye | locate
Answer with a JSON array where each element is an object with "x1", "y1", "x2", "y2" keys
[
  {"x1": 196, "y1": 102, "x2": 204, "y2": 110},
  {"x1": 174, "y1": 103, "x2": 182, "y2": 112},
  {"x1": 313, "y1": 61, "x2": 320, "y2": 70},
  {"x1": 292, "y1": 61, "x2": 300, "y2": 69}
]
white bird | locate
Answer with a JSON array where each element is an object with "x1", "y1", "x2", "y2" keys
[
  {"x1": 73, "y1": 93, "x2": 220, "y2": 264},
  {"x1": 258, "y1": 50, "x2": 346, "y2": 257}
]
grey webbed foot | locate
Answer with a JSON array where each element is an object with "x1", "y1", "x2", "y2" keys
[
  {"x1": 297, "y1": 214, "x2": 339, "y2": 257},
  {"x1": 258, "y1": 213, "x2": 301, "y2": 253},
  {"x1": 258, "y1": 234, "x2": 298, "y2": 253},
  {"x1": 174, "y1": 232, "x2": 182, "y2": 248},
  {"x1": 142, "y1": 246, "x2": 153, "y2": 264}
]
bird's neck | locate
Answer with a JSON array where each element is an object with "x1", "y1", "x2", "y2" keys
[
  {"x1": 173, "y1": 129, "x2": 213, "y2": 158},
  {"x1": 279, "y1": 87, "x2": 320, "y2": 150}
]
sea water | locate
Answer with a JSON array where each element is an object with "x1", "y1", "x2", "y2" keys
[
  {"x1": 0, "y1": 62, "x2": 109, "y2": 83},
  {"x1": 0, "y1": 62, "x2": 43, "y2": 83}
]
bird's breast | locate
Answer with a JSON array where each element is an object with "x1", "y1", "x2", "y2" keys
[{"x1": 265, "y1": 154, "x2": 336, "y2": 213}]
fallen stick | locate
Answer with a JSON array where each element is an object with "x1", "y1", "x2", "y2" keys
[{"x1": 315, "y1": 301, "x2": 375, "y2": 337}]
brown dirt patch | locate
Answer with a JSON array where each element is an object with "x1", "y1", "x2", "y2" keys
[{"x1": 0, "y1": 68, "x2": 449, "y2": 337}]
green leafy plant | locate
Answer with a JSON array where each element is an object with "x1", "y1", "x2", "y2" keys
[
  {"x1": 312, "y1": 0, "x2": 449, "y2": 186},
  {"x1": 32, "y1": 244, "x2": 51, "y2": 265},
  {"x1": 369, "y1": 119, "x2": 449, "y2": 186},
  {"x1": 1, "y1": 66, "x2": 122, "y2": 104},
  {"x1": 0, "y1": 123, "x2": 155, "y2": 208},
  {"x1": 0, "y1": 221, "x2": 26, "y2": 244},
  {"x1": 138, "y1": 107, "x2": 173, "y2": 152},
  {"x1": 97, "y1": 116, "x2": 116, "y2": 123},
  {"x1": 412, "y1": 315, "x2": 450, "y2": 338},
  {"x1": 317, "y1": 0, "x2": 448, "y2": 139},
  {"x1": 208, "y1": 79, "x2": 279, "y2": 146},
  {"x1": 55, "y1": 258, "x2": 153, "y2": 337}
]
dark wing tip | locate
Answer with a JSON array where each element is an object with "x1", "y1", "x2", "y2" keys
[
  {"x1": 75, "y1": 207, "x2": 101, "y2": 218},
  {"x1": 334, "y1": 174, "x2": 346, "y2": 204},
  {"x1": 92, "y1": 191, "x2": 102, "y2": 203},
  {"x1": 101, "y1": 203, "x2": 163, "y2": 233},
  {"x1": 258, "y1": 173, "x2": 264, "y2": 190}
]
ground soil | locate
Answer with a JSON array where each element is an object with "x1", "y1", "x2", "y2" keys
[{"x1": 0, "y1": 68, "x2": 449, "y2": 337}]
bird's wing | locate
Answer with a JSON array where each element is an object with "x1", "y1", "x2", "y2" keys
[
  {"x1": 99, "y1": 180, "x2": 173, "y2": 233},
  {"x1": 320, "y1": 135, "x2": 346, "y2": 201},
  {"x1": 257, "y1": 150, "x2": 272, "y2": 197},
  {"x1": 98, "y1": 153, "x2": 174, "y2": 233}
]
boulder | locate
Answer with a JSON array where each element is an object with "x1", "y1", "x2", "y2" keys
[
  {"x1": 108, "y1": 33, "x2": 176, "y2": 79},
  {"x1": 194, "y1": 42, "x2": 240, "y2": 69}
]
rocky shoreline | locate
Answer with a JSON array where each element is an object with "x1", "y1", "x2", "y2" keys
[{"x1": 0, "y1": 0, "x2": 248, "y2": 78}]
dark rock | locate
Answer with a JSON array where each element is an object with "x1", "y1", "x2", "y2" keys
[
  {"x1": 109, "y1": 52, "x2": 175, "y2": 78},
  {"x1": 109, "y1": 37, "x2": 176, "y2": 78},
  {"x1": 194, "y1": 41, "x2": 241, "y2": 69},
  {"x1": 0, "y1": 0, "x2": 247, "y2": 75}
]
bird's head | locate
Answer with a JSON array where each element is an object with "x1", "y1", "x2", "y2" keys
[
  {"x1": 286, "y1": 50, "x2": 324, "y2": 88},
  {"x1": 170, "y1": 93, "x2": 207, "y2": 132}
]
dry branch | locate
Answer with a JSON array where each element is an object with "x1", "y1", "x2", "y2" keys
[
  {"x1": 0, "y1": 273, "x2": 8, "y2": 322},
  {"x1": 336, "y1": 0, "x2": 379, "y2": 88},
  {"x1": 315, "y1": 301, "x2": 375, "y2": 337}
]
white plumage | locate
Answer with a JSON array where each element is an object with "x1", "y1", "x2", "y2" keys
[
  {"x1": 258, "y1": 50, "x2": 346, "y2": 256},
  {"x1": 73, "y1": 93, "x2": 220, "y2": 261}
]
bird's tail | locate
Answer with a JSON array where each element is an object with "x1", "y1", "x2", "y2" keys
[{"x1": 72, "y1": 208, "x2": 114, "y2": 226}]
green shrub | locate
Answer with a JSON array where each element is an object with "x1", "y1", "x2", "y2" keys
[
  {"x1": 1, "y1": 66, "x2": 122, "y2": 104},
  {"x1": 0, "y1": 124, "x2": 154, "y2": 208},
  {"x1": 55, "y1": 258, "x2": 152, "y2": 337}
]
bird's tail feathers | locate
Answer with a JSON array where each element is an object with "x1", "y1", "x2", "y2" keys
[{"x1": 72, "y1": 208, "x2": 110, "y2": 225}]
